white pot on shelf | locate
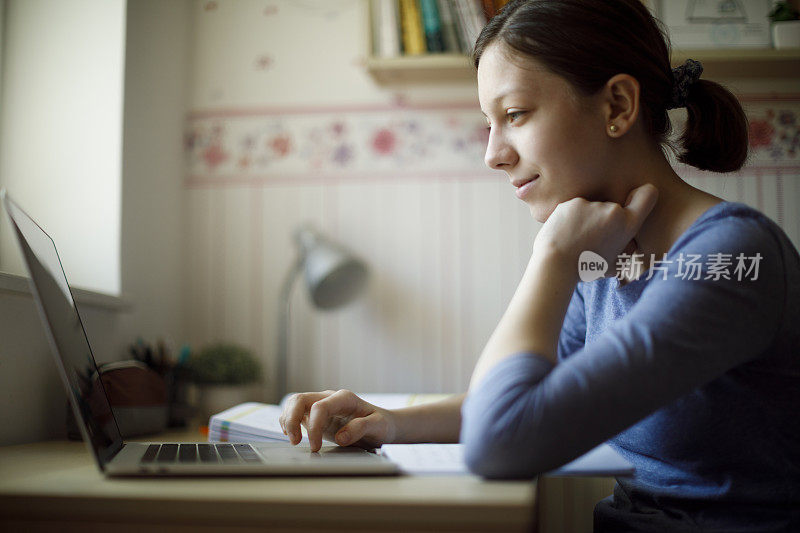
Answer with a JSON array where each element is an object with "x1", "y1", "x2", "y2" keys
[{"x1": 772, "y1": 20, "x2": 800, "y2": 49}]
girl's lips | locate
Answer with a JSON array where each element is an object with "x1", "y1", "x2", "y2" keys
[{"x1": 515, "y1": 176, "x2": 538, "y2": 199}]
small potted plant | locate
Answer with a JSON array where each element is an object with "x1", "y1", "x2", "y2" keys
[
  {"x1": 186, "y1": 343, "x2": 263, "y2": 421},
  {"x1": 770, "y1": 1, "x2": 800, "y2": 49}
]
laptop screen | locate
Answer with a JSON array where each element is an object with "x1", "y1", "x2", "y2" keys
[{"x1": 3, "y1": 193, "x2": 123, "y2": 467}]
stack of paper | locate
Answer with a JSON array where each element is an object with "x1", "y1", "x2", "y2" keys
[{"x1": 208, "y1": 403, "x2": 309, "y2": 444}]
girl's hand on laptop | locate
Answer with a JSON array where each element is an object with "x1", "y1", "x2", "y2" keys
[{"x1": 279, "y1": 390, "x2": 397, "y2": 453}]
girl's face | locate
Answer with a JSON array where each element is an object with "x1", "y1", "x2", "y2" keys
[{"x1": 478, "y1": 42, "x2": 617, "y2": 223}]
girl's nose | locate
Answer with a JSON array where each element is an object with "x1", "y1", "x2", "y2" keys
[{"x1": 484, "y1": 131, "x2": 517, "y2": 170}]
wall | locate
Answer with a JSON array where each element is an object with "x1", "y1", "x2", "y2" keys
[
  {"x1": 0, "y1": 288, "x2": 129, "y2": 445},
  {"x1": 119, "y1": 0, "x2": 190, "y2": 347},
  {"x1": 183, "y1": 0, "x2": 800, "y2": 402}
]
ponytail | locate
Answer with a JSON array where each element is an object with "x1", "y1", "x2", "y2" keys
[{"x1": 677, "y1": 80, "x2": 749, "y2": 173}]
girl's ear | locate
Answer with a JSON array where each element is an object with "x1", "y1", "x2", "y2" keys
[{"x1": 603, "y1": 74, "x2": 640, "y2": 137}]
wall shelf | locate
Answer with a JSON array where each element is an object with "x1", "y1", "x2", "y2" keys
[
  {"x1": 672, "y1": 48, "x2": 800, "y2": 79},
  {"x1": 366, "y1": 54, "x2": 474, "y2": 83},
  {"x1": 366, "y1": 48, "x2": 800, "y2": 84}
]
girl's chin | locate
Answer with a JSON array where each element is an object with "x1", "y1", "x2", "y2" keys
[{"x1": 527, "y1": 202, "x2": 555, "y2": 224}]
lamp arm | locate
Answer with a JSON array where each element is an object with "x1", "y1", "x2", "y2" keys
[{"x1": 276, "y1": 255, "x2": 304, "y2": 404}]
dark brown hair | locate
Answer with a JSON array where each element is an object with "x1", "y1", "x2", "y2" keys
[{"x1": 473, "y1": 0, "x2": 748, "y2": 173}]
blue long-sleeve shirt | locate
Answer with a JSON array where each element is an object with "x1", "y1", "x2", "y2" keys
[{"x1": 461, "y1": 202, "x2": 800, "y2": 532}]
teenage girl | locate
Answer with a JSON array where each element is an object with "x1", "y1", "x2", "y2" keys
[{"x1": 280, "y1": 1, "x2": 799, "y2": 530}]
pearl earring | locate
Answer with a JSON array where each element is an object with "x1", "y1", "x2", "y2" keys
[{"x1": 609, "y1": 124, "x2": 619, "y2": 133}]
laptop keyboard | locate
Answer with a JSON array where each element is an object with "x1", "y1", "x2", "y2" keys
[{"x1": 140, "y1": 443, "x2": 263, "y2": 464}]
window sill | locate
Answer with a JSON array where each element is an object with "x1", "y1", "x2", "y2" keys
[{"x1": 0, "y1": 271, "x2": 132, "y2": 312}]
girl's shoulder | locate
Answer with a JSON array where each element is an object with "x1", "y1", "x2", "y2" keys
[
  {"x1": 579, "y1": 201, "x2": 798, "y2": 301},
  {"x1": 670, "y1": 201, "x2": 797, "y2": 263}
]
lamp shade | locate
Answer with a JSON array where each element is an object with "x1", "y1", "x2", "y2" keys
[{"x1": 295, "y1": 227, "x2": 368, "y2": 309}]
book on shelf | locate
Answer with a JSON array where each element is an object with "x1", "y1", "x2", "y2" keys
[
  {"x1": 371, "y1": 0, "x2": 402, "y2": 58},
  {"x1": 495, "y1": 0, "x2": 510, "y2": 9},
  {"x1": 480, "y1": 0, "x2": 496, "y2": 19},
  {"x1": 399, "y1": 0, "x2": 427, "y2": 55},
  {"x1": 419, "y1": 0, "x2": 445, "y2": 53},
  {"x1": 371, "y1": 0, "x2": 507, "y2": 58},
  {"x1": 437, "y1": 0, "x2": 463, "y2": 53},
  {"x1": 451, "y1": 0, "x2": 486, "y2": 55}
]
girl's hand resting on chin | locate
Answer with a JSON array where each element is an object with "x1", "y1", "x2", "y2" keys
[
  {"x1": 534, "y1": 183, "x2": 659, "y2": 276},
  {"x1": 279, "y1": 389, "x2": 397, "y2": 453}
]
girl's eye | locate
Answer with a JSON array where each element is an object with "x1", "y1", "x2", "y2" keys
[
  {"x1": 485, "y1": 111, "x2": 525, "y2": 131},
  {"x1": 507, "y1": 111, "x2": 525, "y2": 123}
]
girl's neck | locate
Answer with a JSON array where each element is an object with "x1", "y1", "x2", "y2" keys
[{"x1": 627, "y1": 148, "x2": 723, "y2": 264}]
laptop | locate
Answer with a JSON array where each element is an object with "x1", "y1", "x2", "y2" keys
[{"x1": 1, "y1": 190, "x2": 398, "y2": 476}]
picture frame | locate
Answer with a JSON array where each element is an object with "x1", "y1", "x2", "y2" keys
[{"x1": 651, "y1": 0, "x2": 773, "y2": 49}]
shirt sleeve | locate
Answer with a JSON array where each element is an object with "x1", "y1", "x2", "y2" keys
[{"x1": 460, "y1": 215, "x2": 787, "y2": 479}]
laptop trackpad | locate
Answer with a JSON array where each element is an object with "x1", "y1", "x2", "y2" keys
[{"x1": 253, "y1": 442, "x2": 382, "y2": 462}]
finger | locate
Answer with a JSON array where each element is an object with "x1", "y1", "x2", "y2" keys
[
  {"x1": 306, "y1": 402, "x2": 329, "y2": 452},
  {"x1": 335, "y1": 411, "x2": 380, "y2": 447},
  {"x1": 307, "y1": 390, "x2": 358, "y2": 452},
  {"x1": 623, "y1": 184, "x2": 658, "y2": 233},
  {"x1": 279, "y1": 401, "x2": 292, "y2": 434},
  {"x1": 622, "y1": 187, "x2": 637, "y2": 207},
  {"x1": 283, "y1": 391, "x2": 331, "y2": 445}
]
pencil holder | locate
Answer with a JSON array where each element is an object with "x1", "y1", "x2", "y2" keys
[{"x1": 66, "y1": 360, "x2": 168, "y2": 439}]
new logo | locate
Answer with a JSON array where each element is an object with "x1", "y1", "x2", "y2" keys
[{"x1": 578, "y1": 251, "x2": 608, "y2": 282}]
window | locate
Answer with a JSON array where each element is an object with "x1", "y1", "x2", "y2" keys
[{"x1": 0, "y1": 0, "x2": 126, "y2": 295}]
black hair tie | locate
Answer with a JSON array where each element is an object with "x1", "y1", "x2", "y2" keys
[{"x1": 668, "y1": 59, "x2": 703, "y2": 110}]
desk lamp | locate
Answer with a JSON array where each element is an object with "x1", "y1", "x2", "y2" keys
[{"x1": 276, "y1": 225, "x2": 368, "y2": 402}]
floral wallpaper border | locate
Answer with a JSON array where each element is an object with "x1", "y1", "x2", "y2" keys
[{"x1": 184, "y1": 96, "x2": 800, "y2": 187}]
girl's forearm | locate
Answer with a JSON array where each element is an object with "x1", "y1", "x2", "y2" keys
[
  {"x1": 390, "y1": 393, "x2": 466, "y2": 443},
  {"x1": 469, "y1": 247, "x2": 578, "y2": 390}
]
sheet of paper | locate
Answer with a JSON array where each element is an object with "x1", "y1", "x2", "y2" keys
[
  {"x1": 552, "y1": 443, "x2": 634, "y2": 477},
  {"x1": 379, "y1": 443, "x2": 634, "y2": 476},
  {"x1": 380, "y1": 443, "x2": 469, "y2": 474}
]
